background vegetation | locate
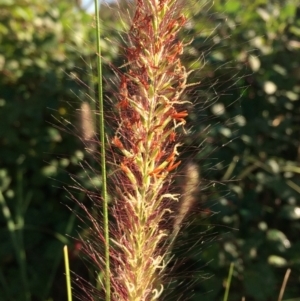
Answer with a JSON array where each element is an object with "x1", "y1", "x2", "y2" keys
[{"x1": 0, "y1": 0, "x2": 299, "y2": 300}]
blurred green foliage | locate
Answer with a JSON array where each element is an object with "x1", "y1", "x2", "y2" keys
[
  {"x1": 0, "y1": 0, "x2": 99, "y2": 300},
  {"x1": 174, "y1": 0, "x2": 300, "y2": 300},
  {"x1": 1, "y1": 0, "x2": 300, "y2": 300}
]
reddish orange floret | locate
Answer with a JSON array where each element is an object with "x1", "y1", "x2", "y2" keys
[
  {"x1": 166, "y1": 160, "x2": 181, "y2": 172},
  {"x1": 112, "y1": 136, "x2": 124, "y2": 150},
  {"x1": 171, "y1": 110, "x2": 188, "y2": 119},
  {"x1": 120, "y1": 162, "x2": 130, "y2": 174},
  {"x1": 166, "y1": 151, "x2": 176, "y2": 163},
  {"x1": 169, "y1": 131, "x2": 176, "y2": 142},
  {"x1": 171, "y1": 110, "x2": 188, "y2": 124},
  {"x1": 149, "y1": 166, "x2": 164, "y2": 176},
  {"x1": 155, "y1": 149, "x2": 165, "y2": 162},
  {"x1": 117, "y1": 98, "x2": 129, "y2": 109}
]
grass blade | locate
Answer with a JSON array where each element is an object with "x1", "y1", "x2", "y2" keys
[
  {"x1": 223, "y1": 262, "x2": 235, "y2": 301},
  {"x1": 63, "y1": 245, "x2": 73, "y2": 301},
  {"x1": 278, "y1": 269, "x2": 292, "y2": 301}
]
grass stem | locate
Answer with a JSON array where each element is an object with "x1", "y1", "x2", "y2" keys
[
  {"x1": 223, "y1": 262, "x2": 235, "y2": 301},
  {"x1": 94, "y1": 1, "x2": 111, "y2": 300},
  {"x1": 278, "y1": 269, "x2": 292, "y2": 301},
  {"x1": 63, "y1": 245, "x2": 73, "y2": 301}
]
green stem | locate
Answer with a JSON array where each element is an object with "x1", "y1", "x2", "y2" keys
[
  {"x1": 63, "y1": 245, "x2": 73, "y2": 301},
  {"x1": 223, "y1": 262, "x2": 234, "y2": 301},
  {"x1": 94, "y1": 1, "x2": 111, "y2": 300}
]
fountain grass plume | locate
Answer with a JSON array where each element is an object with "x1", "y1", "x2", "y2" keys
[
  {"x1": 77, "y1": 0, "x2": 195, "y2": 300},
  {"x1": 107, "y1": 0, "x2": 193, "y2": 300}
]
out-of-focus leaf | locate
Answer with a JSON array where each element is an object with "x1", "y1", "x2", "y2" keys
[
  {"x1": 0, "y1": 0, "x2": 14, "y2": 5},
  {"x1": 267, "y1": 229, "x2": 291, "y2": 251},
  {"x1": 223, "y1": 0, "x2": 240, "y2": 13},
  {"x1": 0, "y1": 169, "x2": 11, "y2": 191},
  {"x1": 268, "y1": 255, "x2": 287, "y2": 267},
  {"x1": 280, "y1": 205, "x2": 300, "y2": 220}
]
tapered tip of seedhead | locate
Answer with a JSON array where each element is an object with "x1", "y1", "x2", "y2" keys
[{"x1": 79, "y1": 102, "x2": 95, "y2": 142}]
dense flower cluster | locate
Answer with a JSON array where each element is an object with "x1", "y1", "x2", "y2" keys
[{"x1": 110, "y1": 0, "x2": 191, "y2": 300}]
